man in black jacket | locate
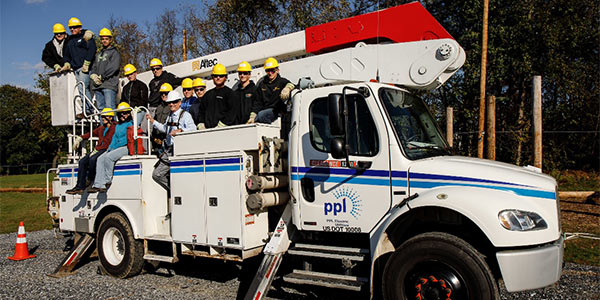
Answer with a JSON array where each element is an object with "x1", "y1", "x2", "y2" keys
[
  {"x1": 147, "y1": 58, "x2": 182, "y2": 111},
  {"x1": 197, "y1": 64, "x2": 235, "y2": 129},
  {"x1": 41, "y1": 23, "x2": 68, "y2": 72},
  {"x1": 250, "y1": 57, "x2": 295, "y2": 124},
  {"x1": 121, "y1": 64, "x2": 148, "y2": 125},
  {"x1": 233, "y1": 61, "x2": 257, "y2": 125}
]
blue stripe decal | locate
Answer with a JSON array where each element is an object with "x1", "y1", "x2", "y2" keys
[
  {"x1": 114, "y1": 170, "x2": 141, "y2": 176},
  {"x1": 171, "y1": 160, "x2": 204, "y2": 167},
  {"x1": 410, "y1": 181, "x2": 555, "y2": 200},
  {"x1": 58, "y1": 174, "x2": 73, "y2": 178},
  {"x1": 291, "y1": 174, "x2": 391, "y2": 186},
  {"x1": 205, "y1": 158, "x2": 241, "y2": 165},
  {"x1": 115, "y1": 164, "x2": 141, "y2": 171},
  {"x1": 171, "y1": 167, "x2": 204, "y2": 174},
  {"x1": 410, "y1": 172, "x2": 531, "y2": 188},
  {"x1": 206, "y1": 165, "x2": 242, "y2": 172}
]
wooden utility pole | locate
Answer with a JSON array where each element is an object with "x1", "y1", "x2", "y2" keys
[
  {"x1": 533, "y1": 76, "x2": 542, "y2": 170},
  {"x1": 478, "y1": 0, "x2": 489, "y2": 158},
  {"x1": 183, "y1": 29, "x2": 188, "y2": 61},
  {"x1": 446, "y1": 107, "x2": 453, "y2": 147},
  {"x1": 486, "y1": 95, "x2": 496, "y2": 160}
]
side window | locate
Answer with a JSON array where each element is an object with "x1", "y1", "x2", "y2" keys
[{"x1": 309, "y1": 95, "x2": 379, "y2": 156}]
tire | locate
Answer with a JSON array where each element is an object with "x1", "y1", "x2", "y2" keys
[
  {"x1": 382, "y1": 232, "x2": 499, "y2": 300},
  {"x1": 97, "y1": 212, "x2": 144, "y2": 278}
]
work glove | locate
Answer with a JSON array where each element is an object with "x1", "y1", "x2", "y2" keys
[
  {"x1": 217, "y1": 121, "x2": 227, "y2": 128},
  {"x1": 90, "y1": 74, "x2": 102, "y2": 86},
  {"x1": 73, "y1": 135, "x2": 83, "y2": 149},
  {"x1": 81, "y1": 60, "x2": 91, "y2": 73},
  {"x1": 61, "y1": 62, "x2": 71, "y2": 72},
  {"x1": 90, "y1": 149, "x2": 98, "y2": 156},
  {"x1": 280, "y1": 83, "x2": 295, "y2": 101},
  {"x1": 246, "y1": 112, "x2": 257, "y2": 124},
  {"x1": 53, "y1": 64, "x2": 61, "y2": 72},
  {"x1": 83, "y1": 30, "x2": 94, "y2": 42},
  {"x1": 197, "y1": 123, "x2": 206, "y2": 130}
]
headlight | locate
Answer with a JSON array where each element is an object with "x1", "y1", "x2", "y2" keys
[{"x1": 498, "y1": 210, "x2": 548, "y2": 231}]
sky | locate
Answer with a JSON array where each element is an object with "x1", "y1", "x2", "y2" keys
[{"x1": 0, "y1": 0, "x2": 204, "y2": 91}]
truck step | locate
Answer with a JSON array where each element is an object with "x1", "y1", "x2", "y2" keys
[
  {"x1": 283, "y1": 269, "x2": 367, "y2": 291},
  {"x1": 143, "y1": 254, "x2": 177, "y2": 263},
  {"x1": 288, "y1": 243, "x2": 369, "y2": 261}
]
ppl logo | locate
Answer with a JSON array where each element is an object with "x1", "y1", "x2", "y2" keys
[{"x1": 324, "y1": 187, "x2": 362, "y2": 219}]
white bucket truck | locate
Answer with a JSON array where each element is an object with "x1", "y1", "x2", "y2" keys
[{"x1": 47, "y1": 3, "x2": 562, "y2": 299}]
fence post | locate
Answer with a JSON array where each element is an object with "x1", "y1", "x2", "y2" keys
[
  {"x1": 533, "y1": 75, "x2": 542, "y2": 170},
  {"x1": 486, "y1": 95, "x2": 496, "y2": 160}
]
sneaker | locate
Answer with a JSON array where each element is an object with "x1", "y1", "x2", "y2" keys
[
  {"x1": 87, "y1": 186, "x2": 107, "y2": 193},
  {"x1": 66, "y1": 187, "x2": 84, "y2": 195}
]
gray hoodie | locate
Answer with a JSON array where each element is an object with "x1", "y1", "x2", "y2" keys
[{"x1": 90, "y1": 46, "x2": 121, "y2": 91}]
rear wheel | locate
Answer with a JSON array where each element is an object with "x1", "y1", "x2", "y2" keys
[
  {"x1": 382, "y1": 232, "x2": 499, "y2": 300},
  {"x1": 97, "y1": 212, "x2": 144, "y2": 278}
]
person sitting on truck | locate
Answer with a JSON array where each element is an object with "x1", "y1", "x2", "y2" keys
[
  {"x1": 41, "y1": 23, "x2": 68, "y2": 73},
  {"x1": 120, "y1": 64, "x2": 148, "y2": 125},
  {"x1": 233, "y1": 61, "x2": 257, "y2": 125},
  {"x1": 90, "y1": 28, "x2": 121, "y2": 111},
  {"x1": 145, "y1": 91, "x2": 195, "y2": 191},
  {"x1": 150, "y1": 83, "x2": 173, "y2": 151},
  {"x1": 66, "y1": 108, "x2": 117, "y2": 195},
  {"x1": 249, "y1": 57, "x2": 295, "y2": 124},
  {"x1": 180, "y1": 78, "x2": 198, "y2": 113},
  {"x1": 189, "y1": 78, "x2": 206, "y2": 124},
  {"x1": 196, "y1": 64, "x2": 236, "y2": 129},
  {"x1": 147, "y1": 58, "x2": 182, "y2": 113},
  {"x1": 61, "y1": 17, "x2": 96, "y2": 118},
  {"x1": 87, "y1": 102, "x2": 135, "y2": 193}
]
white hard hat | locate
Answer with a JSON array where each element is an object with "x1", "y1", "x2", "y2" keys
[{"x1": 166, "y1": 91, "x2": 182, "y2": 103}]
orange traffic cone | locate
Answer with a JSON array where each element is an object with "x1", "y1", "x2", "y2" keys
[{"x1": 8, "y1": 221, "x2": 36, "y2": 261}]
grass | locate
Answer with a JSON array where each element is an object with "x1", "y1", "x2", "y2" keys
[
  {"x1": 0, "y1": 173, "x2": 56, "y2": 189},
  {"x1": 0, "y1": 192, "x2": 53, "y2": 234},
  {"x1": 549, "y1": 170, "x2": 600, "y2": 191}
]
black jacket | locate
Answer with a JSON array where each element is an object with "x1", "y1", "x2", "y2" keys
[
  {"x1": 121, "y1": 80, "x2": 149, "y2": 108},
  {"x1": 189, "y1": 97, "x2": 203, "y2": 124},
  {"x1": 232, "y1": 81, "x2": 257, "y2": 124},
  {"x1": 148, "y1": 71, "x2": 182, "y2": 107},
  {"x1": 197, "y1": 86, "x2": 235, "y2": 128},
  {"x1": 253, "y1": 74, "x2": 290, "y2": 114},
  {"x1": 63, "y1": 30, "x2": 96, "y2": 70},
  {"x1": 42, "y1": 38, "x2": 65, "y2": 68}
]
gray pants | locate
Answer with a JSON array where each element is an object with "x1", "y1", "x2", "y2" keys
[
  {"x1": 153, "y1": 153, "x2": 170, "y2": 191},
  {"x1": 93, "y1": 146, "x2": 128, "y2": 188}
]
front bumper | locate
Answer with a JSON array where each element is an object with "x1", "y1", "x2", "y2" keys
[{"x1": 496, "y1": 236, "x2": 563, "y2": 292}]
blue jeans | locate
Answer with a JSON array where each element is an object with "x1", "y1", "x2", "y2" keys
[
  {"x1": 95, "y1": 89, "x2": 117, "y2": 111},
  {"x1": 92, "y1": 146, "x2": 128, "y2": 188},
  {"x1": 75, "y1": 68, "x2": 93, "y2": 114},
  {"x1": 75, "y1": 149, "x2": 106, "y2": 189},
  {"x1": 256, "y1": 108, "x2": 278, "y2": 124}
]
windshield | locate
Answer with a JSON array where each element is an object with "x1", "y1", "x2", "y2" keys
[{"x1": 379, "y1": 87, "x2": 450, "y2": 160}]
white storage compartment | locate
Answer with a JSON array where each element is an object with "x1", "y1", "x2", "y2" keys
[{"x1": 50, "y1": 72, "x2": 80, "y2": 126}]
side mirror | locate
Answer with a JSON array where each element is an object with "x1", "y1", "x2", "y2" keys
[
  {"x1": 330, "y1": 138, "x2": 346, "y2": 159},
  {"x1": 328, "y1": 93, "x2": 345, "y2": 136}
]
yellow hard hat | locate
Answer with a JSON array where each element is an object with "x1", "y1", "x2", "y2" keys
[
  {"x1": 160, "y1": 83, "x2": 173, "y2": 92},
  {"x1": 100, "y1": 108, "x2": 115, "y2": 117},
  {"x1": 123, "y1": 64, "x2": 136, "y2": 76},
  {"x1": 264, "y1": 57, "x2": 279, "y2": 70},
  {"x1": 181, "y1": 78, "x2": 194, "y2": 89},
  {"x1": 150, "y1": 58, "x2": 163, "y2": 68},
  {"x1": 117, "y1": 102, "x2": 132, "y2": 111},
  {"x1": 192, "y1": 78, "x2": 206, "y2": 88},
  {"x1": 68, "y1": 17, "x2": 82, "y2": 27},
  {"x1": 212, "y1": 63, "x2": 227, "y2": 76},
  {"x1": 237, "y1": 61, "x2": 252, "y2": 72},
  {"x1": 53, "y1": 23, "x2": 66, "y2": 34},
  {"x1": 99, "y1": 28, "x2": 112, "y2": 37}
]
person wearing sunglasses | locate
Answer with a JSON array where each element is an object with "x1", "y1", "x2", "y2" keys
[
  {"x1": 147, "y1": 58, "x2": 182, "y2": 112},
  {"x1": 233, "y1": 61, "x2": 257, "y2": 124},
  {"x1": 62, "y1": 17, "x2": 97, "y2": 118},
  {"x1": 189, "y1": 78, "x2": 206, "y2": 124},
  {"x1": 196, "y1": 63, "x2": 236, "y2": 129},
  {"x1": 90, "y1": 28, "x2": 121, "y2": 111},
  {"x1": 146, "y1": 91, "x2": 195, "y2": 192},
  {"x1": 151, "y1": 83, "x2": 174, "y2": 150},
  {"x1": 250, "y1": 57, "x2": 295, "y2": 124},
  {"x1": 120, "y1": 64, "x2": 148, "y2": 124},
  {"x1": 42, "y1": 23, "x2": 68, "y2": 73},
  {"x1": 180, "y1": 78, "x2": 198, "y2": 113},
  {"x1": 87, "y1": 102, "x2": 136, "y2": 193}
]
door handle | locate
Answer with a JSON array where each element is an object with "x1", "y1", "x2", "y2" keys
[{"x1": 300, "y1": 178, "x2": 315, "y2": 202}]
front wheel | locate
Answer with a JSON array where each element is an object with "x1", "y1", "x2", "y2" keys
[
  {"x1": 97, "y1": 212, "x2": 144, "y2": 278},
  {"x1": 382, "y1": 232, "x2": 499, "y2": 300}
]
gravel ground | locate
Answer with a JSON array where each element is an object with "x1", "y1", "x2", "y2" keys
[{"x1": 1, "y1": 230, "x2": 598, "y2": 300}]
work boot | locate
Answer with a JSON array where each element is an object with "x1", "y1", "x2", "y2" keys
[
  {"x1": 87, "y1": 186, "x2": 106, "y2": 193},
  {"x1": 66, "y1": 187, "x2": 84, "y2": 195},
  {"x1": 75, "y1": 113, "x2": 85, "y2": 119}
]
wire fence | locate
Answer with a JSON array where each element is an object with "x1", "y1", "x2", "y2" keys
[{"x1": 0, "y1": 163, "x2": 54, "y2": 176}]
